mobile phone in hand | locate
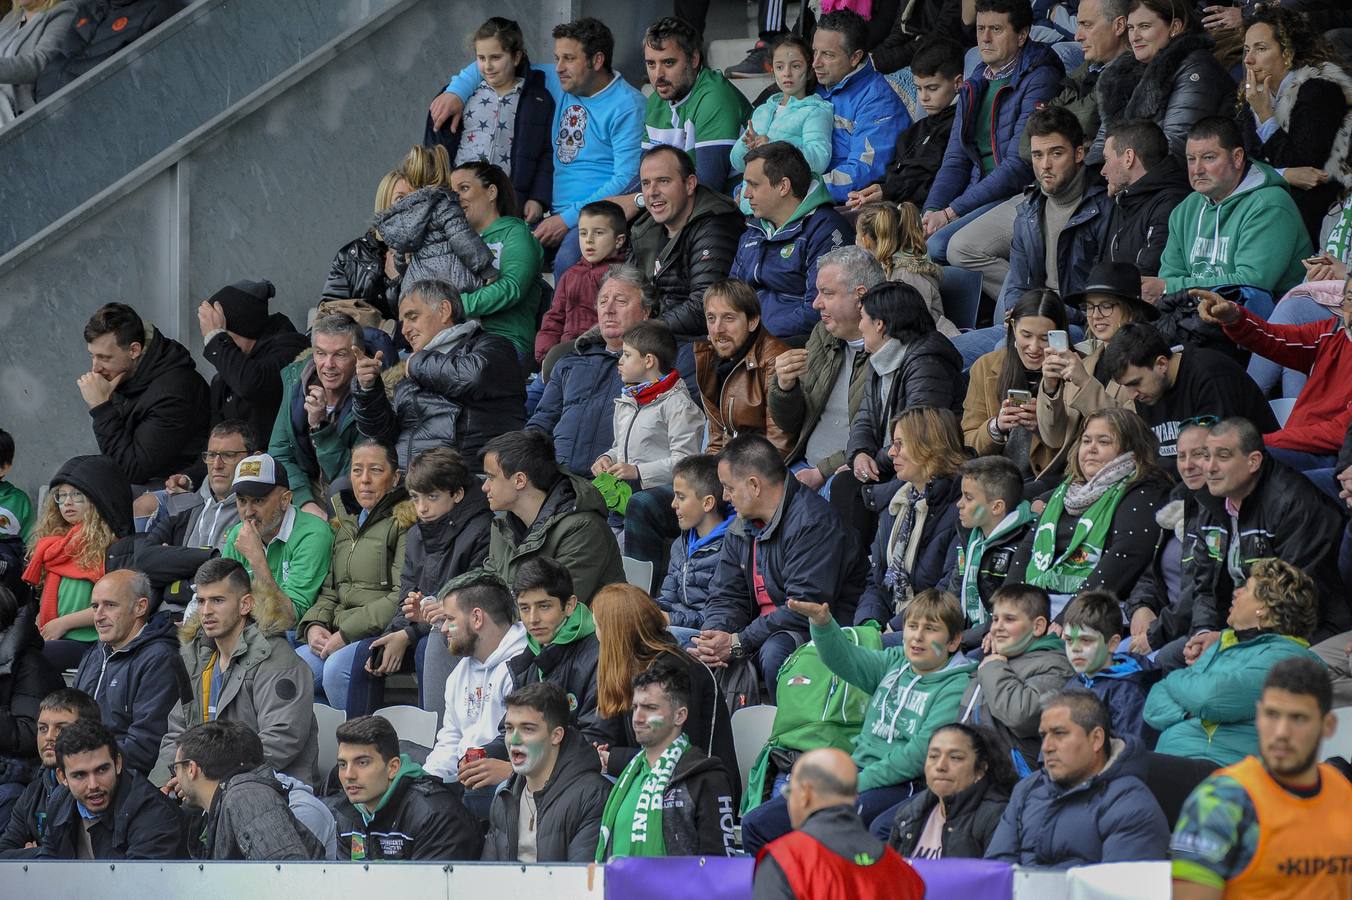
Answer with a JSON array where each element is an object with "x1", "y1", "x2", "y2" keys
[{"x1": 1047, "y1": 330, "x2": 1069, "y2": 352}]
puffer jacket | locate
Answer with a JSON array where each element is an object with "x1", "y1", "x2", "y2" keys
[
  {"x1": 926, "y1": 42, "x2": 1064, "y2": 218},
  {"x1": 846, "y1": 333, "x2": 964, "y2": 477},
  {"x1": 596, "y1": 745, "x2": 736, "y2": 859},
  {"x1": 299, "y1": 487, "x2": 414, "y2": 644},
  {"x1": 0, "y1": 606, "x2": 62, "y2": 761},
  {"x1": 694, "y1": 328, "x2": 795, "y2": 457},
  {"x1": 321, "y1": 230, "x2": 398, "y2": 319},
  {"x1": 985, "y1": 737, "x2": 1170, "y2": 867},
  {"x1": 482, "y1": 727, "x2": 610, "y2": 862},
  {"x1": 1104, "y1": 156, "x2": 1191, "y2": 277},
  {"x1": 154, "y1": 588, "x2": 319, "y2": 787},
  {"x1": 1185, "y1": 454, "x2": 1347, "y2": 640},
  {"x1": 89, "y1": 324, "x2": 211, "y2": 485},
  {"x1": 527, "y1": 332, "x2": 622, "y2": 476},
  {"x1": 997, "y1": 177, "x2": 1114, "y2": 313},
  {"x1": 630, "y1": 186, "x2": 745, "y2": 343},
  {"x1": 656, "y1": 519, "x2": 730, "y2": 629},
  {"x1": 602, "y1": 376, "x2": 706, "y2": 489},
  {"x1": 766, "y1": 322, "x2": 871, "y2": 475},
  {"x1": 269, "y1": 355, "x2": 361, "y2": 509},
  {"x1": 201, "y1": 764, "x2": 326, "y2": 860},
  {"x1": 375, "y1": 186, "x2": 497, "y2": 295},
  {"x1": 964, "y1": 347, "x2": 1067, "y2": 479},
  {"x1": 730, "y1": 92, "x2": 834, "y2": 177},
  {"x1": 534, "y1": 252, "x2": 627, "y2": 363},
  {"x1": 703, "y1": 476, "x2": 867, "y2": 653},
  {"x1": 1091, "y1": 31, "x2": 1234, "y2": 162},
  {"x1": 816, "y1": 58, "x2": 909, "y2": 203},
  {"x1": 889, "y1": 777, "x2": 1010, "y2": 859},
  {"x1": 729, "y1": 179, "x2": 854, "y2": 341},
  {"x1": 35, "y1": 0, "x2": 186, "y2": 102},
  {"x1": 353, "y1": 320, "x2": 525, "y2": 471},
  {"x1": 328, "y1": 754, "x2": 482, "y2": 860},
  {"x1": 1068, "y1": 653, "x2": 1156, "y2": 743},
  {"x1": 958, "y1": 635, "x2": 1075, "y2": 773},
  {"x1": 855, "y1": 474, "x2": 964, "y2": 628},
  {"x1": 1124, "y1": 486, "x2": 1198, "y2": 652},
  {"x1": 72, "y1": 611, "x2": 190, "y2": 777},
  {"x1": 204, "y1": 312, "x2": 309, "y2": 447},
  {"x1": 1146, "y1": 629, "x2": 1324, "y2": 765}
]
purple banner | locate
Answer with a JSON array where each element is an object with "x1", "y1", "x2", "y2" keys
[{"x1": 604, "y1": 855, "x2": 1014, "y2": 899}]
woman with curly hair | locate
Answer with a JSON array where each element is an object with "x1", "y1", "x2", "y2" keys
[{"x1": 1145, "y1": 557, "x2": 1324, "y2": 766}]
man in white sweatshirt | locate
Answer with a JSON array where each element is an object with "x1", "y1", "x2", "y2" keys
[{"x1": 422, "y1": 573, "x2": 527, "y2": 820}]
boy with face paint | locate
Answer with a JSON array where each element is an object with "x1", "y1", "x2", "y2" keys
[
  {"x1": 482, "y1": 682, "x2": 610, "y2": 863},
  {"x1": 1061, "y1": 591, "x2": 1154, "y2": 743},
  {"x1": 956, "y1": 584, "x2": 1075, "y2": 775}
]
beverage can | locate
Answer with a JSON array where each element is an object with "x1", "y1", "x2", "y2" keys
[{"x1": 463, "y1": 747, "x2": 486, "y2": 763}]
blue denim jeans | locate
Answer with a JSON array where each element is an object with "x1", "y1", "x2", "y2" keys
[{"x1": 344, "y1": 633, "x2": 431, "y2": 717}]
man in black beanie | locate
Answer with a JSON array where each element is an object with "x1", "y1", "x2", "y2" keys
[{"x1": 197, "y1": 280, "x2": 309, "y2": 464}]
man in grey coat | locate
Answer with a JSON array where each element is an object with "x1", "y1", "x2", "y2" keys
[{"x1": 154, "y1": 558, "x2": 318, "y2": 788}]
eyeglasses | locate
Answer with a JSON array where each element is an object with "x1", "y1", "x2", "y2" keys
[
  {"x1": 52, "y1": 491, "x2": 87, "y2": 505},
  {"x1": 165, "y1": 759, "x2": 193, "y2": 779},
  {"x1": 1084, "y1": 301, "x2": 1122, "y2": 317},
  {"x1": 1180, "y1": 415, "x2": 1220, "y2": 429},
  {"x1": 202, "y1": 450, "x2": 250, "y2": 464},
  {"x1": 888, "y1": 440, "x2": 905, "y2": 452}
]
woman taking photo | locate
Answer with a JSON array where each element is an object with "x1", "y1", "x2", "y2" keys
[
  {"x1": 296, "y1": 439, "x2": 413, "y2": 710},
  {"x1": 1009, "y1": 408, "x2": 1170, "y2": 616},
  {"x1": 964, "y1": 289, "x2": 1070, "y2": 489},
  {"x1": 888, "y1": 724, "x2": 1016, "y2": 859},
  {"x1": 855, "y1": 408, "x2": 968, "y2": 634}
]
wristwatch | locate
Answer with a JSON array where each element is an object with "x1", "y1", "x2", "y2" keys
[
  {"x1": 988, "y1": 417, "x2": 1009, "y2": 444},
  {"x1": 729, "y1": 632, "x2": 745, "y2": 659},
  {"x1": 633, "y1": 192, "x2": 646, "y2": 209}
]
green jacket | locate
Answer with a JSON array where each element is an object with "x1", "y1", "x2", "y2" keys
[
  {"x1": 462, "y1": 470, "x2": 623, "y2": 605},
  {"x1": 460, "y1": 215, "x2": 543, "y2": 356},
  {"x1": 812, "y1": 617, "x2": 975, "y2": 792},
  {"x1": 222, "y1": 506, "x2": 335, "y2": 621},
  {"x1": 765, "y1": 322, "x2": 871, "y2": 475},
  {"x1": 299, "y1": 488, "x2": 415, "y2": 643},
  {"x1": 1145, "y1": 629, "x2": 1323, "y2": 766},
  {"x1": 1159, "y1": 161, "x2": 1312, "y2": 295},
  {"x1": 268, "y1": 355, "x2": 359, "y2": 509}
]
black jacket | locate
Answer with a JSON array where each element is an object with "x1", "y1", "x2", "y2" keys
[
  {"x1": 200, "y1": 765, "x2": 326, "y2": 860},
  {"x1": 889, "y1": 778, "x2": 1011, "y2": 859},
  {"x1": 1187, "y1": 455, "x2": 1348, "y2": 640},
  {"x1": 938, "y1": 519, "x2": 1037, "y2": 651},
  {"x1": 869, "y1": 0, "x2": 970, "y2": 74},
  {"x1": 425, "y1": 69, "x2": 556, "y2": 213},
  {"x1": 1104, "y1": 156, "x2": 1191, "y2": 277},
  {"x1": 597, "y1": 745, "x2": 736, "y2": 859},
  {"x1": 491, "y1": 631, "x2": 625, "y2": 754},
  {"x1": 72, "y1": 611, "x2": 191, "y2": 777},
  {"x1": 877, "y1": 105, "x2": 956, "y2": 207},
  {"x1": 35, "y1": 0, "x2": 186, "y2": 101},
  {"x1": 754, "y1": 804, "x2": 899, "y2": 899},
  {"x1": 89, "y1": 326, "x2": 211, "y2": 485},
  {"x1": 203, "y1": 313, "x2": 309, "y2": 448},
  {"x1": 353, "y1": 320, "x2": 525, "y2": 471},
  {"x1": 26, "y1": 768, "x2": 186, "y2": 859},
  {"x1": 0, "y1": 605, "x2": 63, "y2": 761},
  {"x1": 0, "y1": 767, "x2": 56, "y2": 853},
  {"x1": 328, "y1": 760, "x2": 482, "y2": 860},
  {"x1": 481, "y1": 728, "x2": 609, "y2": 863},
  {"x1": 1124, "y1": 484, "x2": 1198, "y2": 651},
  {"x1": 856, "y1": 474, "x2": 964, "y2": 629},
  {"x1": 322, "y1": 230, "x2": 400, "y2": 318},
  {"x1": 630, "y1": 186, "x2": 745, "y2": 343}
]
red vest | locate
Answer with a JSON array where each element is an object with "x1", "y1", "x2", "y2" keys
[{"x1": 757, "y1": 830, "x2": 925, "y2": 899}]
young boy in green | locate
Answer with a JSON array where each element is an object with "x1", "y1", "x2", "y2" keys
[
  {"x1": 0, "y1": 429, "x2": 33, "y2": 594},
  {"x1": 739, "y1": 589, "x2": 976, "y2": 855},
  {"x1": 958, "y1": 583, "x2": 1074, "y2": 776}
]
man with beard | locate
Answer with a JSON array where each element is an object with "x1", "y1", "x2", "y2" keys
[
  {"x1": 219, "y1": 453, "x2": 334, "y2": 624},
  {"x1": 481, "y1": 682, "x2": 609, "y2": 862},
  {"x1": 0, "y1": 688, "x2": 100, "y2": 853},
  {"x1": 1171, "y1": 657, "x2": 1352, "y2": 899}
]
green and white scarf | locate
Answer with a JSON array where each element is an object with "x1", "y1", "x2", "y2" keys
[
  {"x1": 957, "y1": 500, "x2": 1036, "y2": 625},
  {"x1": 596, "y1": 733, "x2": 690, "y2": 862},
  {"x1": 1026, "y1": 454, "x2": 1135, "y2": 594}
]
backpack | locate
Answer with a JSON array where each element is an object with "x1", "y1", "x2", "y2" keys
[{"x1": 741, "y1": 624, "x2": 883, "y2": 815}]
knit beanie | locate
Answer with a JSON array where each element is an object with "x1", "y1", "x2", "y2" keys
[{"x1": 208, "y1": 279, "x2": 274, "y2": 339}]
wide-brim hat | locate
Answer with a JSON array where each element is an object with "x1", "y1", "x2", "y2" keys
[{"x1": 1064, "y1": 261, "x2": 1160, "y2": 321}]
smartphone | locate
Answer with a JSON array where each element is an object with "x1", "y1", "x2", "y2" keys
[
  {"x1": 1047, "y1": 330, "x2": 1069, "y2": 352},
  {"x1": 1006, "y1": 389, "x2": 1033, "y2": 405}
]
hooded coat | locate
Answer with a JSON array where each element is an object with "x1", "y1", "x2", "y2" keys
[
  {"x1": 374, "y1": 186, "x2": 497, "y2": 296},
  {"x1": 481, "y1": 727, "x2": 610, "y2": 862},
  {"x1": 602, "y1": 376, "x2": 706, "y2": 489},
  {"x1": 656, "y1": 519, "x2": 730, "y2": 630},
  {"x1": 73, "y1": 611, "x2": 190, "y2": 777},
  {"x1": 596, "y1": 744, "x2": 737, "y2": 859},
  {"x1": 816, "y1": 58, "x2": 909, "y2": 203},
  {"x1": 328, "y1": 754, "x2": 482, "y2": 860},
  {"x1": 27, "y1": 767, "x2": 187, "y2": 860},
  {"x1": 1067, "y1": 653, "x2": 1156, "y2": 743},
  {"x1": 984, "y1": 736, "x2": 1170, "y2": 867},
  {"x1": 200, "y1": 764, "x2": 326, "y2": 860},
  {"x1": 730, "y1": 180, "x2": 853, "y2": 341},
  {"x1": 1104, "y1": 156, "x2": 1192, "y2": 277},
  {"x1": 889, "y1": 776, "x2": 1010, "y2": 859},
  {"x1": 527, "y1": 331, "x2": 623, "y2": 476},
  {"x1": 0, "y1": 604, "x2": 63, "y2": 760},
  {"x1": 203, "y1": 312, "x2": 309, "y2": 447},
  {"x1": 89, "y1": 324, "x2": 211, "y2": 485},
  {"x1": 957, "y1": 633, "x2": 1076, "y2": 774}
]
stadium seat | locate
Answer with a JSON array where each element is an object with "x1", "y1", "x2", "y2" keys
[
  {"x1": 1325, "y1": 707, "x2": 1352, "y2": 762},
  {"x1": 373, "y1": 704, "x2": 439, "y2": 748},
  {"x1": 940, "y1": 266, "x2": 983, "y2": 331},
  {"x1": 730, "y1": 704, "x2": 777, "y2": 793},
  {"x1": 313, "y1": 703, "x2": 346, "y2": 779},
  {"x1": 622, "y1": 556, "x2": 654, "y2": 591}
]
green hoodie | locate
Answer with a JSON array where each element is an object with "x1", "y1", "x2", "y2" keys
[
  {"x1": 358, "y1": 754, "x2": 424, "y2": 825},
  {"x1": 1159, "y1": 161, "x2": 1312, "y2": 295},
  {"x1": 751, "y1": 179, "x2": 836, "y2": 239},
  {"x1": 526, "y1": 601, "x2": 596, "y2": 655},
  {"x1": 459, "y1": 215, "x2": 543, "y2": 356},
  {"x1": 810, "y1": 617, "x2": 976, "y2": 793}
]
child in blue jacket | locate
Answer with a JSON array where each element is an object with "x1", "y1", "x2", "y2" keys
[
  {"x1": 1062, "y1": 591, "x2": 1156, "y2": 743},
  {"x1": 656, "y1": 455, "x2": 729, "y2": 646}
]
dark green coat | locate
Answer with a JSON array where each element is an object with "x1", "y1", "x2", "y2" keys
[{"x1": 765, "y1": 322, "x2": 870, "y2": 475}]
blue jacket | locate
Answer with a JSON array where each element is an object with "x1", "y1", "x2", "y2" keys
[
  {"x1": 926, "y1": 43, "x2": 1064, "y2": 218},
  {"x1": 817, "y1": 59, "x2": 910, "y2": 202},
  {"x1": 657, "y1": 518, "x2": 731, "y2": 629},
  {"x1": 855, "y1": 474, "x2": 963, "y2": 628},
  {"x1": 984, "y1": 736, "x2": 1170, "y2": 869},
  {"x1": 998, "y1": 177, "x2": 1114, "y2": 312},
  {"x1": 72, "y1": 612, "x2": 191, "y2": 777},
  {"x1": 729, "y1": 180, "x2": 854, "y2": 341},
  {"x1": 1068, "y1": 653, "x2": 1157, "y2": 745},
  {"x1": 526, "y1": 332, "x2": 621, "y2": 477},
  {"x1": 702, "y1": 477, "x2": 867, "y2": 653}
]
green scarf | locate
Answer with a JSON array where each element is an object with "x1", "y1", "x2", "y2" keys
[
  {"x1": 526, "y1": 602, "x2": 596, "y2": 656},
  {"x1": 957, "y1": 501, "x2": 1035, "y2": 625},
  {"x1": 595, "y1": 732, "x2": 690, "y2": 862},
  {"x1": 1026, "y1": 480, "x2": 1128, "y2": 594}
]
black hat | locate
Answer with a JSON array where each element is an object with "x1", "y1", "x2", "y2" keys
[
  {"x1": 1064, "y1": 261, "x2": 1159, "y2": 321},
  {"x1": 208, "y1": 279, "x2": 275, "y2": 340},
  {"x1": 49, "y1": 455, "x2": 133, "y2": 538}
]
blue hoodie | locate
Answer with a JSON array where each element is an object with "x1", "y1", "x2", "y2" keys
[
  {"x1": 816, "y1": 58, "x2": 909, "y2": 203},
  {"x1": 656, "y1": 518, "x2": 731, "y2": 629},
  {"x1": 1067, "y1": 652, "x2": 1157, "y2": 745}
]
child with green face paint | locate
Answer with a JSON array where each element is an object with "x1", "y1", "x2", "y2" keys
[{"x1": 1060, "y1": 591, "x2": 1154, "y2": 743}]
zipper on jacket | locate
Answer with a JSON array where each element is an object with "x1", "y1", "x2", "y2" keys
[{"x1": 717, "y1": 358, "x2": 752, "y2": 440}]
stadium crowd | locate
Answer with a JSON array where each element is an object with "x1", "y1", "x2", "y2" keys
[{"x1": 3, "y1": 1, "x2": 1352, "y2": 897}]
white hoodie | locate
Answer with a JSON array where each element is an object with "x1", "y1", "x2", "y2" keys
[{"x1": 423, "y1": 622, "x2": 528, "y2": 782}]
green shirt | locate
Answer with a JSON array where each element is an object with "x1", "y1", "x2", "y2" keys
[
  {"x1": 460, "y1": 216, "x2": 542, "y2": 355},
  {"x1": 0, "y1": 481, "x2": 33, "y2": 542},
  {"x1": 221, "y1": 506, "x2": 334, "y2": 620},
  {"x1": 973, "y1": 76, "x2": 1010, "y2": 175},
  {"x1": 643, "y1": 66, "x2": 750, "y2": 174},
  {"x1": 608, "y1": 754, "x2": 653, "y2": 859}
]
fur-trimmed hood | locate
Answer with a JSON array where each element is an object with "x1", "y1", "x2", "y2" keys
[
  {"x1": 178, "y1": 574, "x2": 295, "y2": 643},
  {"x1": 1274, "y1": 62, "x2": 1352, "y2": 189},
  {"x1": 1097, "y1": 31, "x2": 1218, "y2": 124}
]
